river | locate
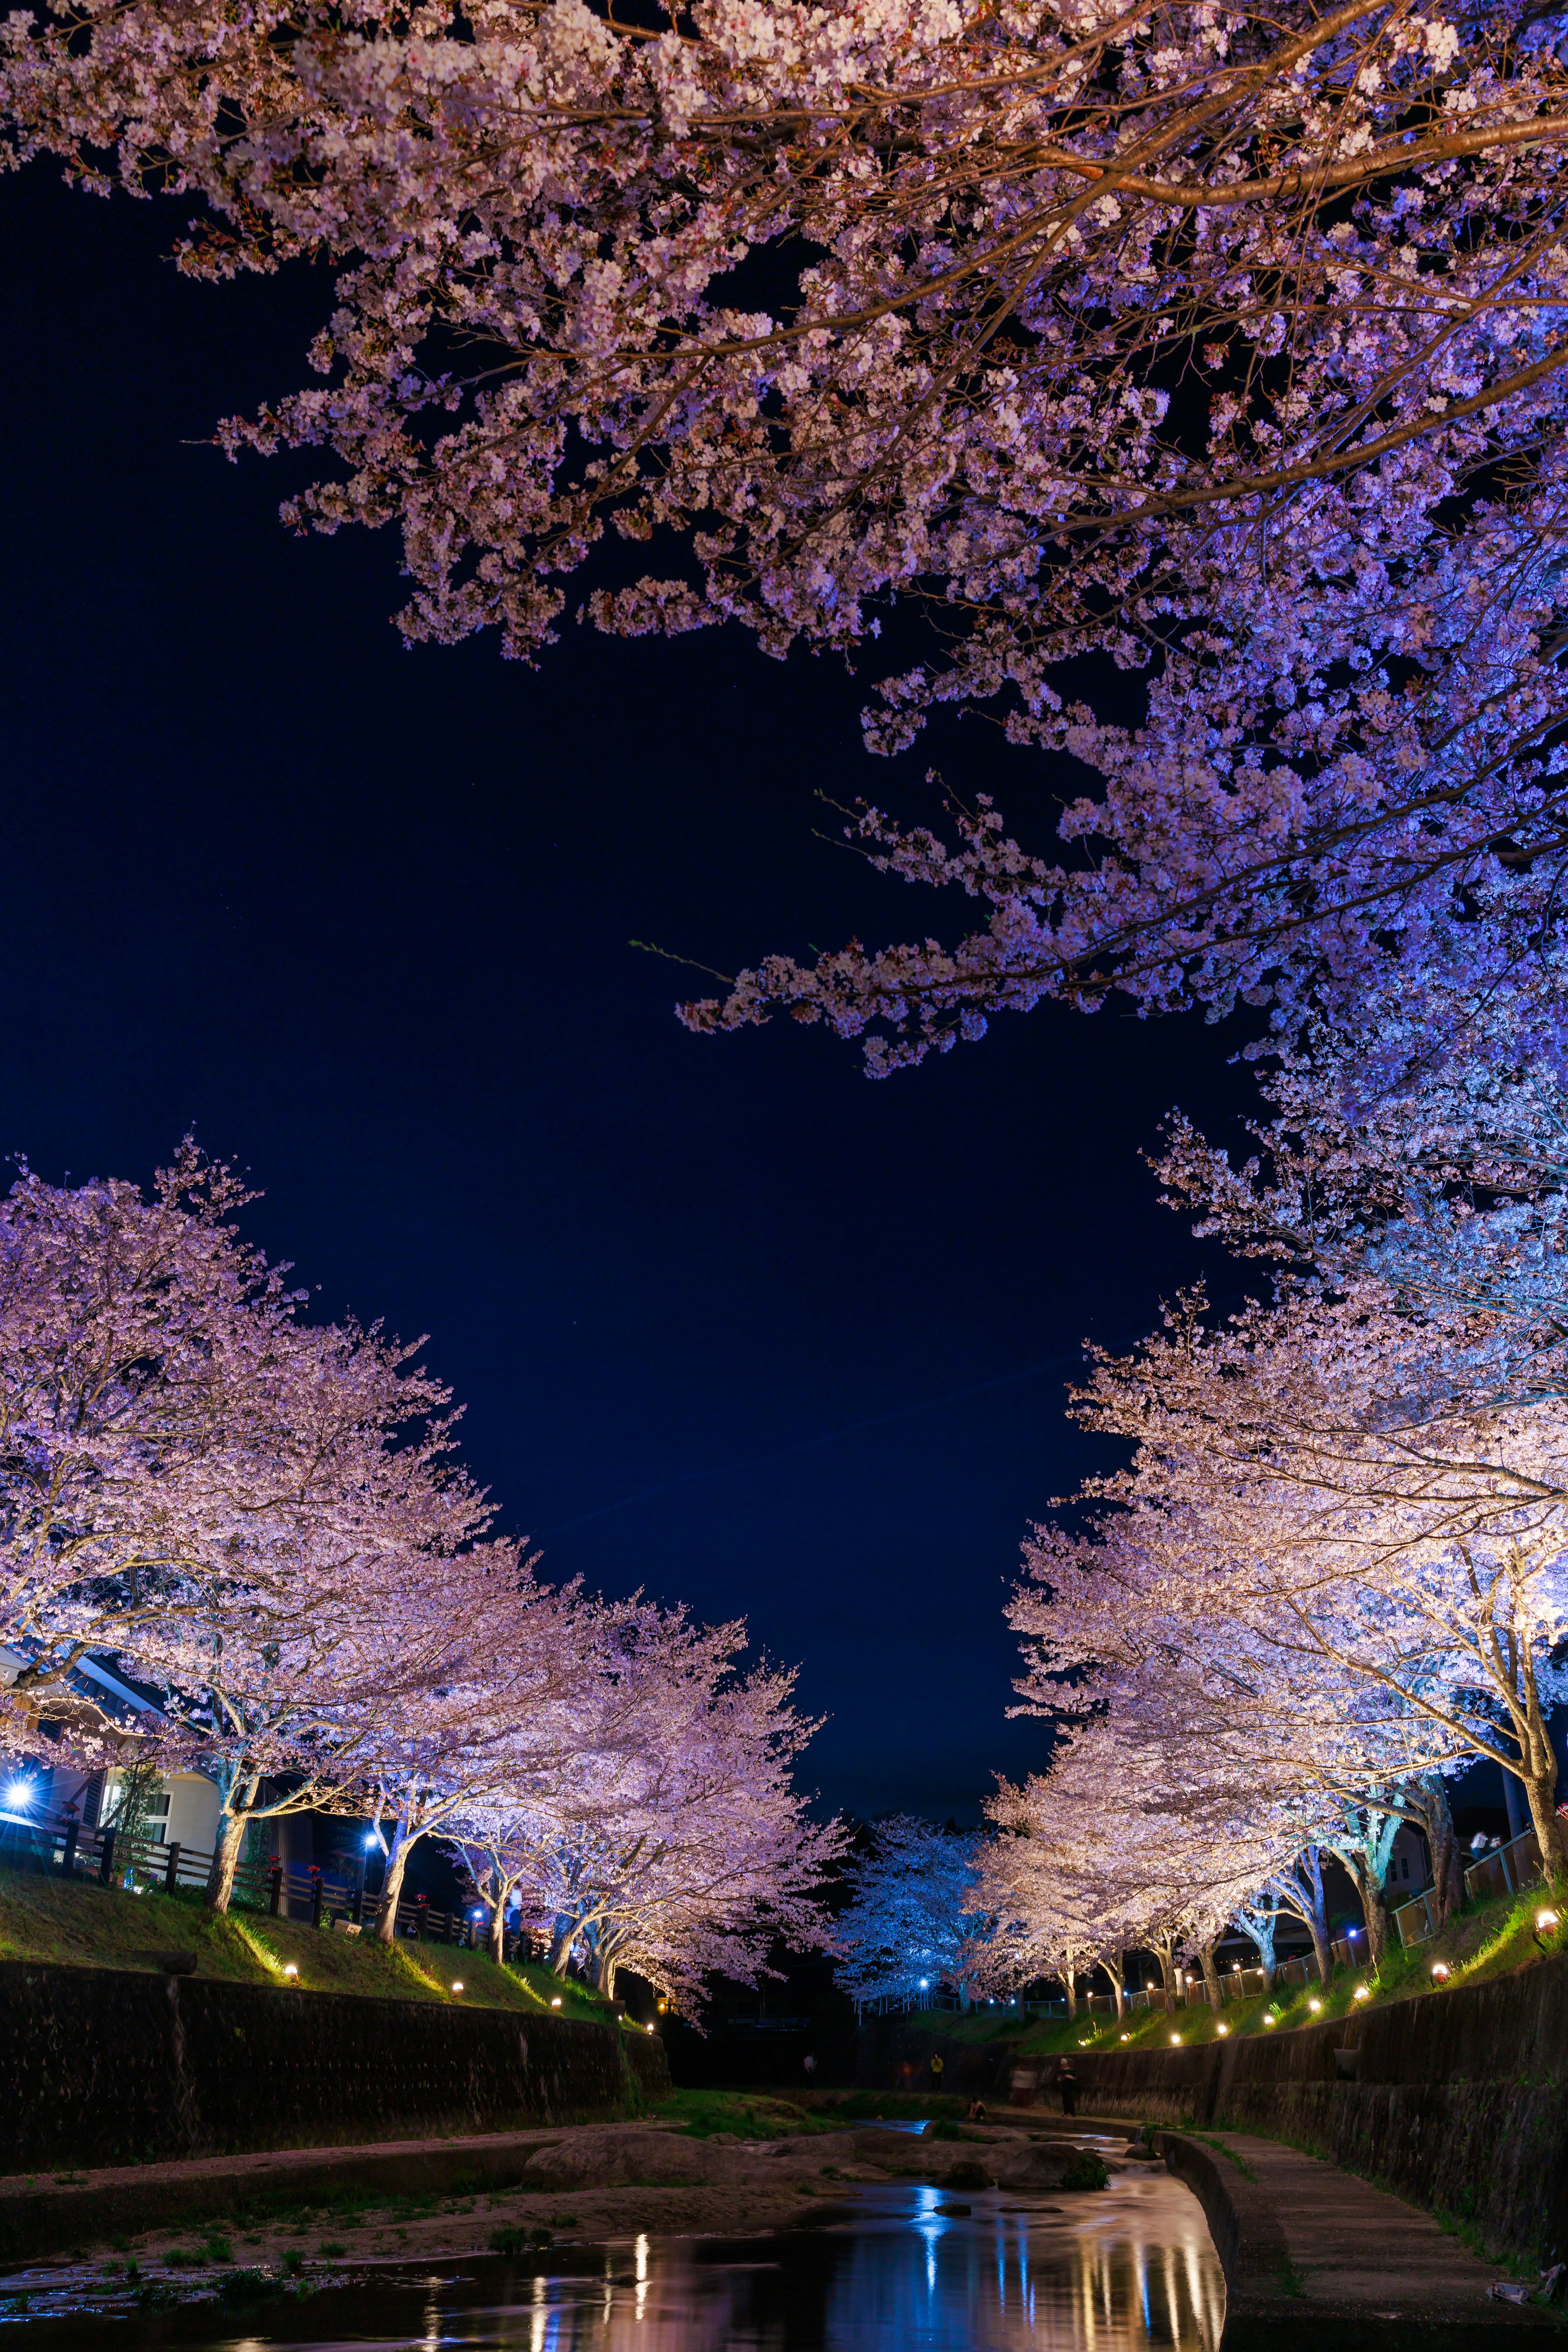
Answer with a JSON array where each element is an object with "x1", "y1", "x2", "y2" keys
[{"x1": 0, "y1": 2167, "x2": 1224, "y2": 2350}]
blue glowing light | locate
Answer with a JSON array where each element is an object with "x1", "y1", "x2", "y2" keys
[
  {"x1": 4, "y1": 1780, "x2": 32, "y2": 1811},
  {"x1": 364, "y1": 1833, "x2": 379, "y2": 1849}
]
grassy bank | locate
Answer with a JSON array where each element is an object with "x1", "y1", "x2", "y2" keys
[
  {"x1": 0, "y1": 1867, "x2": 617, "y2": 2022},
  {"x1": 909, "y1": 1885, "x2": 1559, "y2": 2058},
  {"x1": 651, "y1": 2087, "x2": 972, "y2": 2138}
]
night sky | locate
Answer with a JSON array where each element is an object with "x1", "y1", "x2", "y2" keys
[{"x1": 0, "y1": 166, "x2": 1259, "y2": 1825}]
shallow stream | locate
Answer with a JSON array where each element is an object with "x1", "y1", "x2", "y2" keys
[{"x1": 0, "y1": 2169, "x2": 1224, "y2": 2350}]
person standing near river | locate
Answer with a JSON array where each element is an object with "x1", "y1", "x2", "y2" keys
[
  {"x1": 929, "y1": 2052, "x2": 944, "y2": 2098},
  {"x1": 1057, "y1": 2058, "x2": 1078, "y2": 2117}
]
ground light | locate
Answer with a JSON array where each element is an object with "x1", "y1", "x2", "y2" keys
[
  {"x1": 1169, "y1": 2033, "x2": 1181, "y2": 2046},
  {"x1": 1431, "y1": 1962, "x2": 1450, "y2": 1981},
  {"x1": 551, "y1": 1997, "x2": 562, "y2": 2008},
  {"x1": 1535, "y1": 1908, "x2": 1562, "y2": 1953},
  {"x1": 283, "y1": 1964, "x2": 298, "y2": 1979},
  {"x1": 646, "y1": 2024, "x2": 656, "y2": 2035},
  {"x1": 451, "y1": 1981, "x2": 464, "y2": 1996},
  {"x1": 1263, "y1": 2014, "x2": 1278, "y2": 2027},
  {"x1": 1308, "y1": 1998, "x2": 1322, "y2": 2012},
  {"x1": 1120, "y1": 2034, "x2": 1130, "y2": 2042},
  {"x1": 1216, "y1": 2024, "x2": 1229, "y2": 2037},
  {"x1": 1354, "y1": 1985, "x2": 1371, "y2": 2000}
]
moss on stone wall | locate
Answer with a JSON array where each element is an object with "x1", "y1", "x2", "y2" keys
[{"x1": 0, "y1": 1958, "x2": 666, "y2": 2168}]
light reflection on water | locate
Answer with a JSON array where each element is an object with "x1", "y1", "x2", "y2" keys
[{"x1": 0, "y1": 2173, "x2": 1223, "y2": 2352}]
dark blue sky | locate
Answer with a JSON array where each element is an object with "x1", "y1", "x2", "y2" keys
[{"x1": 0, "y1": 167, "x2": 1256, "y2": 1823}]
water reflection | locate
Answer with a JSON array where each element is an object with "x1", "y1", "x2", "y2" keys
[{"x1": 0, "y1": 2173, "x2": 1222, "y2": 2352}]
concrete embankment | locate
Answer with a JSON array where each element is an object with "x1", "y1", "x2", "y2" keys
[
  {"x1": 0, "y1": 1959, "x2": 670, "y2": 2168},
  {"x1": 1159, "y1": 2127, "x2": 1553, "y2": 2347},
  {"x1": 873, "y1": 1951, "x2": 1568, "y2": 2269}
]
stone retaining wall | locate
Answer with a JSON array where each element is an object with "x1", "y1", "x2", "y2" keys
[
  {"x1": 880, "y1": 1954, "x2": 1568, "y2": 2265},
  {"x1": 0, "y1": 1960, "x2": 669, "y2": 2167}
]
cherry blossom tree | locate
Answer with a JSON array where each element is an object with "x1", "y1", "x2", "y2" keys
[
  {"x1": 513, "y1": 1608, "x2": 843, "y2": 2007},
  {"x1": 1013, "y1": 1285, "x2": 1568, "y2": 1926},
  {"x1": 358, "y1": 1559, "x2": 619, "y2": 1945},
  {"x1": 0, "y1": 1144, "x2": 304, "y2": 1750},
  {"x1": 1229, "y1": 1890, "x2": 1282, "y2": 1993},
  {"x1": 1265, "y1": 1846, "x2": 1336, "y2": 1985},
  {"x1": 834, "y1": 1814, "x2": 984, "y2": 2009},
  {"x1": 0, "y1": 1147, "x2": 481, "y2": 1822},
  {"x1": 974, "y1": 1711, "x2": 1294, "y2": 2011},
  {"x1": 5, "y1": 0, "x2": 1568, "y2": 1086}
]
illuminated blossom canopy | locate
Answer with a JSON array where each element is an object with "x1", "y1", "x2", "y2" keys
[
  {"x1": 834, "y1": 1812, "x2": 984, "y2": 2007},
  {"x1": 0, "y1": 1152, "x2": 837, "y2": 1944},
  {"x1": 4, "y1": 0, "x2": 1568, "y2": 1073}
]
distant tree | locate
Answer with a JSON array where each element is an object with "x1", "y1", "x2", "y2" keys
[{"x1": 833, "y1": 1815, "x2": 984, "y2": 2010}]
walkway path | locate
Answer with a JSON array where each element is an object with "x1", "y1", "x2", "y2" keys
[{"x1": 1160, "y1": 2125, "x2": 1559, "y2": 2345}]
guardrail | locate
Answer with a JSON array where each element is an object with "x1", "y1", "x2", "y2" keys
[
  {"x1": 0, "y1": 1801, "x2": 276, "y2": 1908},
  {"x1": 0, "y1": 1804, "x2": 495, "y2": 1949},
  {"x1": 856, "y1": 1941, "x2": 1363, "y2": 2024},
  {"x1": 1393, "y1": 1828, "x2": 1546, "y2": 1950}
]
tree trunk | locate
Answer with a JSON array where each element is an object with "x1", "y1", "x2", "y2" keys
[
  {"x1": 1502, "y1": 1601, "x2": 1568, "y2": 1882},
  {"x1": 1198, "y1": 1938, "x2": 1223, "y2": 2010},
  {"x1": 1273, "y1": 1847, "x2": 1334, "y2": 1984},
  {"x1": 587, "y1": 1930, "x2": 619, "y2": 2001},
  {"x1": 487, "y1": 1892, "x2": 507, "y2": 1968},
  {"x1": 1063, "y1": 1973, "x2": 1077, "y2": 2020},
  {"x1": 1102, "y1": 1960, "x2": 1126, "y2": 2020},
  {"x1": 1412, "y1": 1777, "x2": 1465, "y2": 1928},
  {"x1": 1331, "y1": 1809, "x2": 1399, "y2": 1971},
  {"x1": 374, "y1": 1827, "x2": 415, "y2": 1946},
  {"x1": 1234, "y1": 1902, "x2": 1278, "y2": 1991},
  {"x1": 205, "y1": 1810, "x2": 247, "y2": 1913},
  {"x1": 548, "y1": 1918, "x2": 576, "y2": 1974},
  {"x1": 1511, "y1": 1689, "x2": 1568, "y2": 1880},
  {"x1": 1347, "y1": 1855, "x2": 1390, "y2": 1969},
  {"x1": 1518, "y1": 1752, "x2": 1568, "y2": 1883},
  {"x1": 1153, "y1": 1936, "x2": 1177, "y2": 2014}
]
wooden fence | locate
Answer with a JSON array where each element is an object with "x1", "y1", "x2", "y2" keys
[
  {"x1": 1393, "y1": 1826, "x2": 1546, "y2": 1950},
  {"x1": 0, "y1": 1803, "x2": 501, "y2": 1950}
]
